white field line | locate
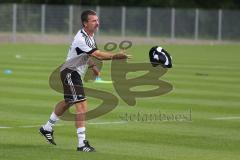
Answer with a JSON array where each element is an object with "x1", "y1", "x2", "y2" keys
[
  {"x1": 0, "y1": 121, "x2": 127, "y2": 129},
  {"x1": 88, "y1": 121, "x2": 127, "y2": 125},
  {"x1": 210, "y1": 116, "x2": 240, "y2": 120},
  {"x1": 0, "y1": 126, "x2": 12, "y2": 129},
  {"x1": 20, "y1": 124, "x2": 64, "y2": 128}
]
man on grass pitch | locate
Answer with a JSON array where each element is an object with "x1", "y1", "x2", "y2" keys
[{"x1": 39, "y1": 10, "x2": 131, "y2": 152}]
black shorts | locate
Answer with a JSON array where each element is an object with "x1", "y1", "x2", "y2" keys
[{"x1": 60, "y1": 68, "x2": 86, "y2": 104}]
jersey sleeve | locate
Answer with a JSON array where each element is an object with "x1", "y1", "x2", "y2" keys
[{"x1": 75, "y1": 38, "x2": 98, "y2": 55}]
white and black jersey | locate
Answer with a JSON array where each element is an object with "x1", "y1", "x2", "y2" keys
[
  {"x1": 60, "y1": 29, "x2": 98, "y2": 103},
  {"x1": 60, "y1": 29, "x2": 98, "y2": 76}
]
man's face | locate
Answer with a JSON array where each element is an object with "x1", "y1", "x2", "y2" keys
[{"x1": 84, "y1": 15, "x2": 99, "y2": 33}]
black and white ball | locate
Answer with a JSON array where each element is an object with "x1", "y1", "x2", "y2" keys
[{"x1": 149, "y1": 46, "x2": 172, "y2": 68}]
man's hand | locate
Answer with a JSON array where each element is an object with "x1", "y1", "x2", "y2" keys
[
  {"x1": 112, "y1": 53, "x2": 132, "y2": 59},
  {"x1": 112, "y1": 50, "x2": 132, "y2": 59}
]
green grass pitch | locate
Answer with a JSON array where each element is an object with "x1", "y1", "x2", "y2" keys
[{"x1": 0, "y1": 43, "x2": 240, "y2": 160}]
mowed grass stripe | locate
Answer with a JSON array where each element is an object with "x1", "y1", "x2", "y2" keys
[
  {"x1": 88, "y1": 123, "x2": 240, "y2": 152},
  {"x1": 1, "y1": 82, "x2": 239, "y2": 99},
  {"x1": 0, "y1": 82, "x2": 238, "y2": 106},
  {"x1": 1, "y1": 72, "x2": 52, "y2": 79},
  {"x1": 2, "y1": 94, "x2": 238, "y2": 111},
  {"x1": 0, "y1": 78, "x2": 114, "y2": 93},
  {"x1": 145, "y1": 97, "x2": 240, "y2": 108},
  {"x1": 3, "y1": 71, "x2": 238, "y2": 84},
  {"x1": 93, "y1": 141, "x2": 238, "y2": 159},
  {"x1": 174, "y1": 89, "x2": 240, "y2": 98},
  {"x1": 175, "y1": 64, "x2": 240, "y2": 70},
  {"x1": 169, "y1": 92, "x2": 240, "y2": 102},
  {"x1": 1, "y1": 64, "x2": 57, "y2": 71},
  {"x1": 4, "y1": 72, "x2": 53, "y2": 80},
  {"x1": 0, "y1": 58, "x2": 63, "y2": 64},
  {"x1": 0, "y1": 77, "x2": 49, "y2": 86},
  {"x1": 95, "y1": 129, "x2": 240, "y2": 153},
  {"x1": 173, "y1": 80, "x2": 240, "y2": 90},
  {"x1": 169, "y1": 69, "x2": 240, "y2": 77},
  {"x1": 0, "y1": 60, "x2": 58, "y2": 67},
  {"x1": 0, "y1": 85, "x2": 57, "y2": 95},
  {"x1": 168, "y1": 75, "x2": 239, "y2": 84}
]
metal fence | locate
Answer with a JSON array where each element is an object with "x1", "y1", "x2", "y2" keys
[{"x1": 1, "y1": 4, "x2": 240, "y2": 43}]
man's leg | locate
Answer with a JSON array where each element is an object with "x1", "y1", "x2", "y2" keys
[
  {"x1": 75, "y1": 100, "x2": 87, "y2": 147},
  {"x1": 43, "y1": 100, "x2": 70, "y2": 131},
  {"x1": 75, "y1": 100, "x2": 95, "y2": 152},
  {"x1": 40, "y1": 100, "x2": 70, "y2": 145}
]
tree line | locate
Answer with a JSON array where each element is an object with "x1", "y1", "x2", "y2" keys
[{"x1": 1, "y1": 0, "x2": 240, "y2": 9}]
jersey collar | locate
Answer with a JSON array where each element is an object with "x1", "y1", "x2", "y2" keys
[{"x1": 81, "y1": 29, "x2": 94, "y2": 37}]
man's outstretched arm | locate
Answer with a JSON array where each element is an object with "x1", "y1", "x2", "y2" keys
[{"x1": 91, "y1": 50, "x2": 132, "y2": 60}]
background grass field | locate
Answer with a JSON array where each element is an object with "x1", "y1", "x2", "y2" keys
[{"x1": 0, "y1": 43, "x2": 240, "y2": 160}]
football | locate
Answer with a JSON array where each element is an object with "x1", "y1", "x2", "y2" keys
[{"x1": 149, "y1": 46, "x2": 172, "y2": 68}]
